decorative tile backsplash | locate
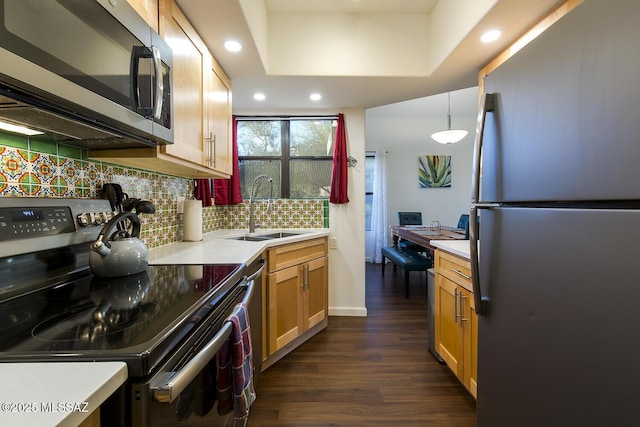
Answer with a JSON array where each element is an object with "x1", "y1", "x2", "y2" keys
[{"x1": 0, "y1": 133, "x2": 328, "y2": 249}]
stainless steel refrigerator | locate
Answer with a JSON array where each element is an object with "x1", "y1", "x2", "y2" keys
[{"x1": 470, "y1": 0, "x2": 640, "y2": 426}]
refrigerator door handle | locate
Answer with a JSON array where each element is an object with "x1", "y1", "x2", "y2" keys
[
  {"x1": 469, "y1": 93, "x2": 497, "y2": 316},
  {"x1": 470, "y1": 204, "x2": 498, "y2": 316},
  {"x1": 470, "y1": 92, "x2": 495, "y2": 317},
  {"x1": 471, "y1": 93, "x2": 494, "y2": 204}
]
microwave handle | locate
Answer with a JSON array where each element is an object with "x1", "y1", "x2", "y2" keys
[
  {"x1": 130, "y1": 45, "x2": 153, "y2": 118},
  {"x1": 151, "y1": 261, "x2": 265, "y2": 404},
  {"x1": 151, "y1": 45, "x2": 164, "y2": 120}
]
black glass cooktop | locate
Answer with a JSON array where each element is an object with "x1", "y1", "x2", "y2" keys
[{"x1": 0, "y1": 263, "x2": 243, "y2": 376}]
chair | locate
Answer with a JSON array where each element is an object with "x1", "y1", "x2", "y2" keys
[
  {"x1": 381, "y1": 246, "x2": 432, "y2": 298},
  {"x1": 398, "y1": 212, "x2": 425, "y2": 252},
  {"x1": 457, "y1": 214, "x2": 470, "y2": 239},
  {"x1": 398, "y1": 212, "x2": 422, "y2": 227}
]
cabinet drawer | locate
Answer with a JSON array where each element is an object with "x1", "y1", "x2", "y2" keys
[
  {"x1": 434, "y1": 250, "x2": 472, "y2": 292},
  {"x1": 267, "y1": 238, "x2": 328, "y2": 273}
]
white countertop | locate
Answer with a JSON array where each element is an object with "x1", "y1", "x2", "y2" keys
[
  {"x1": 149, "y1": 228, "x2": 331, "y2": 265},
  {"x1": 430, "y1": 240, "x2": 471, "y2": 260},
  {"x1": 0, "y1": 362, "x2": 127, "y2": 427}
]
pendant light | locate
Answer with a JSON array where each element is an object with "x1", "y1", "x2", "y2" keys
[{"x1": 430, "y1": 92, "x2": 468, "y2": 144}]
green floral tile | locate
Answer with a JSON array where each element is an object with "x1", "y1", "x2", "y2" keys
[
  {"x1": 18, "y1": 172, "x2": 41, "y2": 196},
  {"x1": 0, "y1": 131, "x2": 328, "y2": 249},
  {"x1": 1, "y1": 147, "x2": 28, "y2": 181},
  {"x1": 51, "y1": 176, "x2": 70, "y2": 197},
  {"x1": 32, "y1": 152, "x2": 55, "y2": 185}
]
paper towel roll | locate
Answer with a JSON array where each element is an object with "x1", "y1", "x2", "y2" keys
[{"x1": 183, "y1": 199, "x2": 203, "y2": 241}]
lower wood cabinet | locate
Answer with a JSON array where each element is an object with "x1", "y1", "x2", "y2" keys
[
  {"x1": 264, "y1": 237, "x2": 328, "y2": 368},
  {"x1": 434, "y1": 249, "x2": 478, "y2": 398}
]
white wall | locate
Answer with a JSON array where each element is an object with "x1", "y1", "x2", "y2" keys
[
  {"x1": 328, "y1": 110, "x2": 366, "y2": 316},
  {"x1": 365, "y1": 87, "x2": 478, "y2": 259}
]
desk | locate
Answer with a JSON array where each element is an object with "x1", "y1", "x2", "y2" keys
[{"x1": 391, "y1": 225, "x2": 466, "y2": 252}]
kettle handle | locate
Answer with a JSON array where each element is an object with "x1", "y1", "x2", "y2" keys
[{"x1": 96, "y1": 212, "x2": 142, "y2": 248}]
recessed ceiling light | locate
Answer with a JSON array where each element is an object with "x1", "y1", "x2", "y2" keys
[
  {"x1": 309, "y1": 93, "x2": 322, "y2": 101},
  {"x1": 253, "y1": 93, "x2": 266, "y2": 101},
  {"x1": 480, "y1": 30, "x2": 501, "y2": 43},
  {"x1": 224, "y1": 40, "x2": 242, "y2": 52}
]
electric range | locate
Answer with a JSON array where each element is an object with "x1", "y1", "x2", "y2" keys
[{"x1": 0, "y1": 197, "x2": 261, "y2": 426}]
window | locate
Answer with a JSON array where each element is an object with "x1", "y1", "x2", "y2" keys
[
  {"x1": 365, "y1": 153, "x2": 375, "y2": 231},
  {"x1": 237, "y1": 118, "x2": 336, "y2": 199}
]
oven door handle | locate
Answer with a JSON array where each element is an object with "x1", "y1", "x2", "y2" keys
[{"x1": 151, "y1": 274, "x2": 259, "y2": 404}]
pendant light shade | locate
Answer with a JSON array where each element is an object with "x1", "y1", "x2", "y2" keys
[{"x1": 431, "y1": 92, "x2": 468, "y2": 144}]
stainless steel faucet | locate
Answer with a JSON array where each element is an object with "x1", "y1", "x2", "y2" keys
[{"x1": 249, "y1": 174, "x2": 273, "y2": 233}]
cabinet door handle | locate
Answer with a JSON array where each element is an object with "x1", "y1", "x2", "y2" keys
[
  {"x1": 459, "y1": 292, "x2": 467, "y2": 325},
  {"x1": 303, "y1": 264, "x2": 309, "y2": 291},
  {"x1": 451, "y1": 268, "x2": 471, "y2": 280},
  {"x1": 205, "y1": 132, "x2": 211, "y2": 165},
  {"x1": 205, "y1": 132, "x2": 215, "y2": 166},
  {"x1": 212, "y1": 133, "x2": 216, "y2": 168},
  {"x1": 454, "y1": 288, "x2": 459, "y2": 323}
]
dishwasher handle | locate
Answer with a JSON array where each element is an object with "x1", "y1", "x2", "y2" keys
[{"x1": 151, "y1": 272, "x2": 259, "y2": 404}]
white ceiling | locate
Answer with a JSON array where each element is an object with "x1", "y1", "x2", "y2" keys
[{"x1": 175, "y1": 0, "x2": 565, "y2": 114}]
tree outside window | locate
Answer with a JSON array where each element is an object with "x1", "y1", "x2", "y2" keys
[{"x1": 237, "y1": 118, "x2": 336, "y2": 199}]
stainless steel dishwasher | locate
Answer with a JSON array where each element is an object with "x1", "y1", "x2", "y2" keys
[{"x1": 427, "y1": 268, "x2": 444, "y2": 363}]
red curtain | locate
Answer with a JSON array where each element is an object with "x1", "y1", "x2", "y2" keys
[
  {"x1": 214, "y1": 116, "x2": 243, "y2": 205},
  {"x1": 330, "y1": 113, "x2": 349, "y2": 204},
  {"x1": 194, "y1": 179, "x2": 212, "y2": 207}
]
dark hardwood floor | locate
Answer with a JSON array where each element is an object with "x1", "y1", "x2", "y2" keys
[{"x1": 247, "y1": 263, "x2": 477, "y2": 426}]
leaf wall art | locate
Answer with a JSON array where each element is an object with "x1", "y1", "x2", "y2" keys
[{"x1": 418, "y1": 155, "x2": 451, "y2": 188}]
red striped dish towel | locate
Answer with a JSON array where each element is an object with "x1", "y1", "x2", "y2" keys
[{"x1": 216, "y1": 302, "x2": 256, "y2": 419}]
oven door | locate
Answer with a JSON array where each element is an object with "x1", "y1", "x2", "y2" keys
[{"x1": 130, "y1": 260, "x2": 264, "y2": 427}]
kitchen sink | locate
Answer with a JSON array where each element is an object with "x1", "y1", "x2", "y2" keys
[{"x1": 230, "y1": 231, "x2": 301, "y2": 241}]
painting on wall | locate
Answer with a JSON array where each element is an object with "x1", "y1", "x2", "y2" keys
[{"x1": 418, "y1": 155, "x2": 451, "y2": 188}]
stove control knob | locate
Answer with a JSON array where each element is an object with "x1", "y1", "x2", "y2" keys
[
  {"x1": 94, "y1": 212, "x2": 108, "y2": 225},
  {"x1": 93, "y1": 213, "x2": 103, "y2": 225},
  {"x1": 77, "y1": 212, "x2": 95, "y2": 227}
]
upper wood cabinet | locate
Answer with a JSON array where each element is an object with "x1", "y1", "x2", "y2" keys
[
  {"x1": 126, "y1": 0, "x2": 159, "y2": 32},
  {"x1": 204, "y1": 55, "x2": 232, "y2": 175},
  {"x1": 90, "y1": 0, "x2": 232, "y2": 178},
  {"x1": 160, "y1": 0, "x2": 206, "y2": 167}
]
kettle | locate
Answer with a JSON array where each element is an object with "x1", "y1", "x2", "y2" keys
[{"x1": 89, "y1": 211, "x2": 149, "y2": 278}]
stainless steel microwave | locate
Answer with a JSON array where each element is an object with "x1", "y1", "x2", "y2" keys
[{"x1": 0, "y1": 0, "x2": 173, "y2": 149}]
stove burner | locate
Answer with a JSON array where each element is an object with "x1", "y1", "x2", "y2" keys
[
  {"x1": 31, "y1": 302, "x2": 159, "y2": 345},
  {"x1": 0, "y1": 311, "x2": 31, "y2": 332}
]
